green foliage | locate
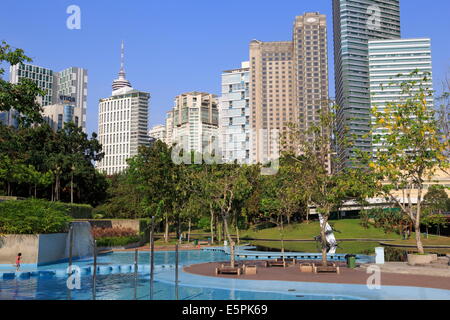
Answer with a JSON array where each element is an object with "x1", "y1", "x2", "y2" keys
[
  {"x1": 424, "y1": 185, "x2": 450, "y2": 214},
  {"x1": 59, "y1": 202, "x2": 93, "y2": 219},
  {"x1": 0, "y1": 41, "x2": 45, "y2": 126},
  {"x1": 95, "y1": 236, "x2": 141, "y2": 248},
  {"x1": 0, "y1": 199, "x2": 71, "y2": 234},
  {"x1": 370, "y1": 70, "x2": 450, "y2": 253},
  {"x1": 197, "y1": 217, "x2": 211, "y2": 231},
  {"x1": 0, "y1": 122, "x2": 107, "y2": 205}
]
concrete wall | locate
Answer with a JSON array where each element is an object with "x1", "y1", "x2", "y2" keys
[
  {"x1": 0, "y1": 233, "x2": 69, "y2": 266},
  {"x1": 37, "y1": 234, "x2": 68, "y2": 265},
  {"x1": 0, "y1": 234, "x2": 39, "y2": 265}
]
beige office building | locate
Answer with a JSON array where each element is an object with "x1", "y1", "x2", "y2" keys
[{"x1": 250, "y1": 12, "x2": 329, "y2": 163}]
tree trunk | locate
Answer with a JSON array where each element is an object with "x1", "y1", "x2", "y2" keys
[
  {"x1": 280, "y1": 218, "x2": 285, "y2": 263},
  {"x1": 415, "y1": 219, "x2": 424, "y2": 254},
  {"x1": 210, "y1": 205, "x2": 215, "y2": 244},
  {"x1": 415, "y1": 186, "x2": 425, "y2": 254},
  {"x1": 235, "y1": 210, "x2": 240, "y2": 246},
  {"x1": 187, "y1": 218, "x2": 191, "y2": 243},
  {"x1": 222, "y1": 214, "x2": 235, "y2": 268},
  {"x1": 34, "y1": 184, "x2": 37, "y2": 198},
  {"x1": 217, "y1": 215, "x2": 222, "y2": 242},
  {"x1": 164, "y1": 213, "x2": 169, "y2": 243}
]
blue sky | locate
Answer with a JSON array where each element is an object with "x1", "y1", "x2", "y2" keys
[{"x1": 1, "y1": 0, "x2": 449, "y2": 135}]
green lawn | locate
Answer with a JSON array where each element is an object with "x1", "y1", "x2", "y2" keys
[
  {"x1": 241, "y1": 219, "x2": 404, "y2": 240},
  {"x1": 248, "y1": 240, "x2": 381, "y2": 255},
  {"x1": 149, "y1": 220, "x2": 450, "y2": 254},
  {"x1": 240, "y1": 219, "x2": 450, "y2": 254}
]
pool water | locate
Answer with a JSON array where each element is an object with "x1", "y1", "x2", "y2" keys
[
  {"x1": 0, "y1": 250, "x2": 355, "y2": 300},
  {"x1": 1, "y1": 250, "x2": 449, "y2": 300}
]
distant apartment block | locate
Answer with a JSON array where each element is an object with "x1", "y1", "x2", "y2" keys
[
  {"x1": 250, "y1": 12, "x2": 329, "y2": 164},
  {"x1": 219, "y1": 61, "x2": 251, "y2": 164},
  {"x1": 149, "y1": 124, "x2": 167, "y2": 143},
  {"x1": 172, "y1": 92, "x2": 219, "y2": 156},
  {"x1": 165, "y1": 110, "x2": 174, "y2": 147}
]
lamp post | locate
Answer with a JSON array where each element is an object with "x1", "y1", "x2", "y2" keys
[
  {"x1": 150, "y1": 216, "x2": 155, "y2": 300},
  {"x1": 71, "y1": 165, "x2": 75, "y2": 204}
]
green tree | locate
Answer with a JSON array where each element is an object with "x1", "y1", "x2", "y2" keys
[
  {"x1": 285, "y1": 105, "x2": 377, "y2": 265},
  {"x1": 0, "y1": 41, "x2": 45, "y2": 126},
  {"x1": 370, "y1": 70, "x2": 450, "y2": 254}
]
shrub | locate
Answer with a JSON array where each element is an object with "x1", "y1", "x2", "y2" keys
[
  {"x1": 0, "y1": 199, "x2": 71, "y2": 234},
  {"x1": 59, "y1": 202, "x2": 93, "y2": 219},
  {"x1": 197, "y1": 217, "x2": 210, "y2": 231},
  {"x1": 95, "y1": 235, "x2": 141, "y2": 247},
  {"x1": 91, "y1": 227, "x2": 137, "y2": 239}
]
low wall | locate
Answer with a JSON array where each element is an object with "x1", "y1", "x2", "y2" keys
[
  {"x1": 0, "y1": 235, "x2": 39, "y2": 265},
  {"x1": 0, "y1": 233, "x2": 86, "y2": 266}
]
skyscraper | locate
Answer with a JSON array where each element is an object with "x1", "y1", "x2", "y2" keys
[
  {"x1": 171, "y1": 92, "x2": 219, "y2": 156},
  {"x1": 250, "y1": 12, "x2": 329, "y2": 164},
  {"x1": 148, "y1": 124, "x2": 167, "y2": 143},
  {"x1": 9, "y1": 63, "x2": 88, "y2": 130},
  {"x1": 96, "y1": 42, "x2": 150, "y2": 175},
  {"x1": 165, "y1": 110, "x2": 174, "y2": 146},
  {"x1": 333, "y1": 0, "x2": 401, "y2": 167},
  {"x1": 368, "y1": 38, "x2": 434, "y2": 154},
  {"x1": 219, "y1": 61, "x2": 251, "y2": 164}
]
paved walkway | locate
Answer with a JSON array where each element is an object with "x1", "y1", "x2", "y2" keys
[
  {"x1": 184, "y1": 260, "x2": 450, "y2": 291},
  {"x1": 359, "y1": 261, "x2": 450, "y2": 278}
]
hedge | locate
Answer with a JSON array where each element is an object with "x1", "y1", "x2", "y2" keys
[
  {"x1": 59, "y1": 202, "x2": 93, "y2": 219},
  {"x1": 96, "y1": 235, "x2": 141, "y2": 247},
  {"x1": 0, "y1": 199, "x2": 71, "y2": 234}
]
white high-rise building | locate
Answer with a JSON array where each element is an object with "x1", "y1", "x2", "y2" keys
[
  {"x1": 149, "y1": 124, "x2": 167, "y2": 143},
  {"x1": 96, "y1": 42, "x2": 150, "y2": 175},
  {"x1": 165, "y1": 110, "x2": 174, "y2": 146},
  {"x1": 9, "y1": 63, "x2": 88, "y2": 130},
  {"x1": 172, "y1": 92, "x2": 219, "y2": 155},
  {"x1": 219, "y1": 61, "x2": 251, "y2": 164},
  {"x1": 368, "y1": 38, "x2": 434, "y2": 155}
]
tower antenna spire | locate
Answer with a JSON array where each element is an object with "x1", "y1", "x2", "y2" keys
[
  {"x1": 112, "y1": 40, "x2": 132, "y2": 92},
  {"x1": 120, "y1": 40, "x2": 125, "y2": 72}
]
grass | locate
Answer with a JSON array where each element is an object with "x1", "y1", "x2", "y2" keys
[
  {"x1": 241, "y1": 219, "x2": 404, "y2": 240},
  {"x1": 148, "y1": 219, "x2": 450, "y2": 254},
  {"x1": 240, "y1": 219, "x2": 450, "y2": 254},
  {"x1": 249, "y1": 240, "x2": 381, "y2": 255}
]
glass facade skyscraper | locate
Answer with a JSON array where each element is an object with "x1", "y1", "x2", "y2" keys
[
  {"x1": 9, "y1": 63, "x2": 88, "y2": 131},
  {"x1": 333, "y1": 0, "x2": 401, "y2": 168},
  {"x1": 368, "y1": 38, "x2": 433, "y2": 154}
]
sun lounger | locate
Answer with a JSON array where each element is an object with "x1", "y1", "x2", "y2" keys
[
  {"x1": 243, "y1": 264, "x2": 257, "y2": 275},
  {"x1": 299, "y1": 263, "x2": 314, "y2": 273},
  {"x1": 265, "y1": 260, "x2": 287, "y2": 268},
  {"x1": 313, "y1": 262, "x2": 340, "y2": 274},
  {"x1": 215, "y1": 265, "x2": 242, "y2": 275}
]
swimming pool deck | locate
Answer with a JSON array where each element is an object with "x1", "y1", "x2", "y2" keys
[{"x1": 183, "y1": 260, "x2": 450, "y2": 292}]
